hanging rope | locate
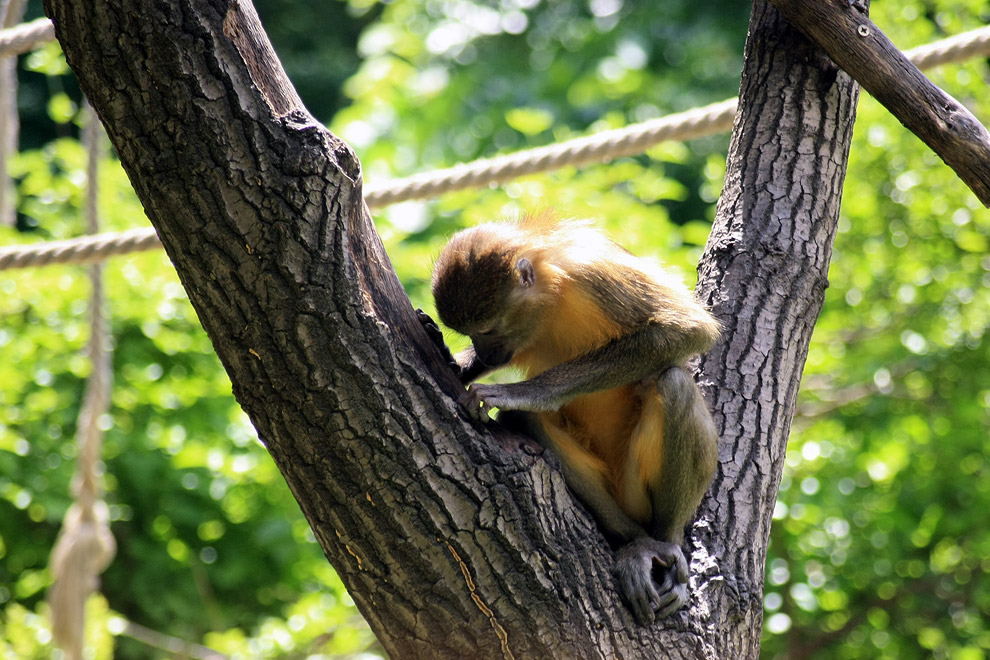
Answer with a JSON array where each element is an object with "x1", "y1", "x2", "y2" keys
[
  {"x1": 0, "y1": 0, "x2": 25, "y2": 227},
  {"x1": 0, "y1": 25, "x2": 988, "y2": 270},
  {"x1": 47, "y1": 103, "x2": 116, "y2": 660},
  {"x1": 0, "y1": 15, "x2": 52, "y2": 57}
]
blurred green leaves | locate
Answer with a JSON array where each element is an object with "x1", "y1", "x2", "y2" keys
[
  {"x1": 505, "y1": 106, "x2": 555, "y2": 136},
  {"x1": 765, "y1": 3, "x2": 990, "y2": 654},
  {"x1": 2, "y1": 0, "x2": 989, "y2": 658}
]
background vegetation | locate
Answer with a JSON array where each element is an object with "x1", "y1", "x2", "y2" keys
[{"x1": 1, "y1": 0, "x2": 987, "y2": 658}]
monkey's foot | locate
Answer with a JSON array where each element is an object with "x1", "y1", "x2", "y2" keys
[{"x1": 614, "y1": 537, "x2": 690, "y2": 625}]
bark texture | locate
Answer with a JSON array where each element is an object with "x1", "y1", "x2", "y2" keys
[
  {"x1": 768, "y1": 0, "x2": 990, "y2": 206},
  {"x1": 693, "y1": 0, "x2": 861, "y2": 655},
  {"x1": 42, "y1": 0, "x2": 859, "y2": 657}
]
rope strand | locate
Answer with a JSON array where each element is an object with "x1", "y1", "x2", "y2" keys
[
  {"x1": 48, "y1": 104, "x2": 116, "y2": 660},
  {"x1": 0, "y1": 25, "x2": 988, "y2": 270},
  {"x1": 363, "y1": 99, "x2": 737, "y2": 207},
  {"x1": 904, "y1": 25, "x2": 990, "y2": 69},
  {"x1": 0, "y1": 0, "x2": 25, "y2": 227},
  {"x1": 0, "y1": 16, "x2": 53, "y2": 57},
  {"x1": 0, "y1": 227, "x2": 162, "y2": 269}
]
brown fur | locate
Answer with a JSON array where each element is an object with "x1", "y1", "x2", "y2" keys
[
  {"x1": 431, "y1": 213, "x2": 720, "y2": 624},
  {"x1": 432, "y1": 214, "x2": 717, "y2": 525}
]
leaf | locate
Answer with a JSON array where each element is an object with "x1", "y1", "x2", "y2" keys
[{"x1": 505, "y1": 107, "x2": 554, "y2": 136}]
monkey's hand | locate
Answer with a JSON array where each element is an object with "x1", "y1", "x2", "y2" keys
[
  {"x1": 460, "y1": 382, "x2": 559, "y2": 422},
  {"x1": 460, "y1": 383, "x2": 499, "y2": 422},
  {"x1": 416, "y1": 309, "x2": 460, "y2": 375},
  {"x1": 613, "y1": 537, "x2": 690, "y2": 625}
]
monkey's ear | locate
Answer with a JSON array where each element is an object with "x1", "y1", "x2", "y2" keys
[{"x1": 515, "y1": 258, "x2": 535, "y2": 288}]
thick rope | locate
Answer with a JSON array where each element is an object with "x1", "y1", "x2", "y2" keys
[
  {"x1": 0, "y1": 16, "x2": 52, "y2": 57},
  {"x1": 48, "y1": 104, "x2": 116, "y2": 660},
  {"x1": 0, "y1": 0, "x2": 25, "y2": 227},
  {"x1": 0, "y1": 24, "x2": 988, "y2": 270},
  {"x1": 362, "y1": 26, "x2": 990, "y2": 206},
  {"x1": 0, "y1": 227, "x2": 162, "y2": 269},
  {"x1": 906, "y1": 25, "x2": 990, "y2": 69},
  {"x1": 363, "y1": 98, "x2": 738, "y2": 207}
]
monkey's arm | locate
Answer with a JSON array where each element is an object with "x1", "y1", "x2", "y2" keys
[{"x1": 465, "y1": 322, "x2": 711, "y2": 417}]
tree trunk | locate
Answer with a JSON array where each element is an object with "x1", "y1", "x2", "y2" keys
[
  {"x1": 692, "y1": 0, "x2": 861, "y2": 654},
  {"x1": 42, "y1": 0, "x2": 858, "y2": 657}
]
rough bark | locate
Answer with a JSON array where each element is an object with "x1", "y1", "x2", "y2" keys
[
  {"x1": 42, "y1": 0, "x2": 858, "y2": 657},
  {"x1": 693, "y1": 0, "x2": 861, "y2": 655}
]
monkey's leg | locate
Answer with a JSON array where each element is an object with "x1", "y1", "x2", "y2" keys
[
  {"x1": 648, "y1": 367, "x2": 718, "y2": 541},
  {"x1": 614, "y1": 367, "x2": 719, "y2": 623},
  {"x1": 499, "y1": 409, "x2": 688, "y2": 625},
  {"x1": 498, "y1": 410, "x2": 649, "y2": 543},
  {"x1": 614, "y1": 390, "x2": 688, "y2": 624}
]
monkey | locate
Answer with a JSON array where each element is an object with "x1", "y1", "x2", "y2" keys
[{"x1": 427, "y1": 213, "x2": 720, "y2": 624}]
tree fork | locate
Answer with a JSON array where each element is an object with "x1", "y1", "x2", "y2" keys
[
  {"x1": 43, "y1": 0, "x2": 860, "y2": 657},
  {"x1": 41, "y1": 0, "x2": 656, "y2": 657}
]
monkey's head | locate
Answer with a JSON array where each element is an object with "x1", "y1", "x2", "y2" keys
[{"x1": 431, "y1": 224, "x2": 540, "y2": 369}]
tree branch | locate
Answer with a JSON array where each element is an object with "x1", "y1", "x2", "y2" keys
[
  {"x1": 40, "y1": 0, "x2": 664, "y2": 656},
  {"x1": 693, "y1": 0, "x2": 861, "y2": 653},
  {"x1": 767, "y1": 0, "x2": 990, "y2": 207}
]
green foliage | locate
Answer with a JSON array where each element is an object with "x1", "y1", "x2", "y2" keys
[
  {"x1": 253, "y1": 0, "x2": 378, "y2": 120},
  {"x1": 332, "y1": 0, "x2": 747, "y2": 227},
  {"x1": 0, "y1": 596, "x2": 114, "y2": 660},
  {"x1": 1, "y1": 0, "x2": 988, "y2": 658},
  {"x1": 760, "y1": 4, "x2": 990, "y2": 659},
  {"x1": 1, "y1": 129, "x2": 378, "y2": 657}
]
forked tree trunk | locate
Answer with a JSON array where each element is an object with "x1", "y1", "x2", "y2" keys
[{"x1": 43, "y1": 0, "x2": 857, "y2": 657}]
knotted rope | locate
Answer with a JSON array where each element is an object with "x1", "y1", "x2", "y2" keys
[{"x1": 47, "y1": 104, "x2": 117, "y2": 660}]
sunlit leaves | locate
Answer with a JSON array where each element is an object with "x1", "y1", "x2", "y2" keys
[
  {"x1": 23, "y1": 41, "x2": 69, "y2": 77},
  {"x1": 767, "y1": 1, "x2": 990, "y2": 656},
  {"x1": 505, "y1": 106, "x2": 555, "y2": 135}
]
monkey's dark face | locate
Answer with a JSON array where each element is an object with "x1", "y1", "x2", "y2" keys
[
  {"x1": 432, "y1": 225, "x2": 542, "y2": 368},
  {"x1": 470, "y1": 332, "x2": 514, "y2": 369}
]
